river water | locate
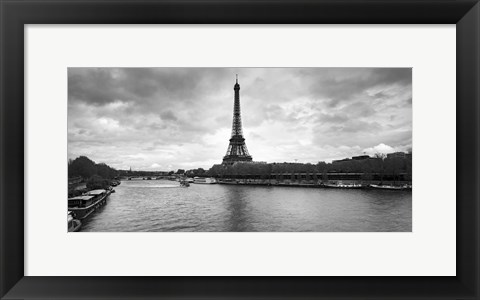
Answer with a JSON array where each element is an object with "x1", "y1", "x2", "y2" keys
[{"x1": 81, "y1": 180, "x2": 412, "y2": 232}]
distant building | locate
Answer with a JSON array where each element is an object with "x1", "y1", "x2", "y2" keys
[
  {"x1": 231, "y1": 161, "x2": 267, "y2": 165},
  {"x1": 332, "y1": 158, "x2": 351, "y2": 164},
  {"x1": 387, "y1": 152, "x2": 407, "y2": 159},
  {"x1": 352, "y1": 155, "x2": 370, "y2": 160}
]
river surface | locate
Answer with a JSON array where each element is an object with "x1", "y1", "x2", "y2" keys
[{"x1": 81, "y1": 180, "x2": 412, "y2": 232}]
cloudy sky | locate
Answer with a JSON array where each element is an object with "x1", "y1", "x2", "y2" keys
[{"x1": 68, "y1": 68, "x2": 412, "y2": 171}]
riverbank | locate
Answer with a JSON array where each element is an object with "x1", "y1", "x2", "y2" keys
[{"x1": 216, "y1": 179, "x2": 411, "y2": 190}]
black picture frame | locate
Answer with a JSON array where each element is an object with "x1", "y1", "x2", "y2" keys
[{"x1": 1, "y1": 0, "x2": 479, "y2": 299}]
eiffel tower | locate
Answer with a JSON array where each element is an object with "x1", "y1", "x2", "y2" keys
[{"x1": 222, "y1": 75, "x2": 253, "y2": 165}]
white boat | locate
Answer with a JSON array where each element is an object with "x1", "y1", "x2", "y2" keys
[
  {"x1": 193, "y1": 177, "x2": 217, "y2": 184},
  {"x1": 323, "y1": 182, "x2": 362, "y2": 189},
  {"x1": 370, "y1": 184, "x2": 407, "y2": 190},
  {"x1": 179, "y1": 180, "x2": 190, "y2": 187}
]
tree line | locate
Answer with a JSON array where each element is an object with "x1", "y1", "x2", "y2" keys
[
  {"x1": 68, "y1": 156, "x2": 121, "y2": 192},
  {"x1": 68, "y1": 156, "x2": 119, "y2": 180},
  {"x1": 68, "y1": 153, "x2": 412, "y2": 183},
  {"x1": 206, "y1": 155, "x2": 412, "y2": 181}
]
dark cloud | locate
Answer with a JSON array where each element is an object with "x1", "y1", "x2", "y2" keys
[
  {"x1": 304, "y1": 68, "x2": 411, "y2": 107},
  {"x1": 160, "y1": 110, "x2": 178, "y2": 122}
]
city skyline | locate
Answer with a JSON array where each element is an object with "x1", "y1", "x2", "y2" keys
[{"x1": 68, "y1": 68, "x2": 412, "y2": 171}]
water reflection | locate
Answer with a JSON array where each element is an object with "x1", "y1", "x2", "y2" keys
[{"x1": 223, "y1": 186, "x2": 249, "y2": 231}]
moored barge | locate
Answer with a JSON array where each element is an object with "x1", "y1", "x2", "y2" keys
[
  {"x1": 369, "y1": 184, "x2": 411, "y2": 190},
  {"x1": 68, "y1": 189, "x2": 110, "y2": 220},
  {"x1": 323, "y1": 182, "x2": 363, "y2": 189}
]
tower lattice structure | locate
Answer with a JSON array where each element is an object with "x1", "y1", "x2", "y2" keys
[{"x1": 222, "y1": 75, "x2": 253, "y2": 165}]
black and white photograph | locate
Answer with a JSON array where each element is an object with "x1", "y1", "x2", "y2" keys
[{"x1": 68, "y1": 67, "x2": 412, "y2": 232}]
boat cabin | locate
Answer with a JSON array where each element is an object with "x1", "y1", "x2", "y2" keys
[
  {"x1": 68, "y1": 195, "x2": 96, "y2": 208},
  {"x1": 85, "y1": 189, "x2": 106, "y2": 196}
]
